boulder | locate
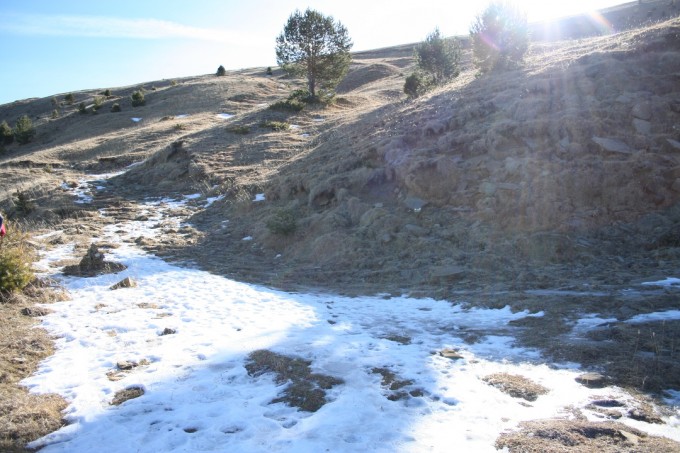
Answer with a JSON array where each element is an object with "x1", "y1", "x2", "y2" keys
[
  {"x1": 439, "y1": 348, "x2": 465, "y2": 360},
  {"x1": 632, "y1": 118, "x2": 651, "y2": 135},
  {"x1": 631, "y1": 102, "x2": 652, "y2": 120},
  {"x1": 592, "y1": 137, "x2": 632, "y2": 154},
  {"x1": 63, "y1": 244, "x2": 127, "y2": 277},
  {"x1": 110, "y1": 277, "x2": 137, "y2": 290},
  {"x1": 575, "y1": 372, "x2": 608, "y2": 388}
]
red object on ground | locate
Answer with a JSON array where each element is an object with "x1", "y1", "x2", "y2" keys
[{"x1": 0, "y1": 222, "x2": 5, "y2": 237}]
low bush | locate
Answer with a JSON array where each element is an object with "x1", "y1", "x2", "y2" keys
[
  {"x1": 266, "y1": 208, "x2": 297, "y2": 235},
  {"x1": 131, "y1": 90, "x2": 145, "y2": 107},
  {"x1": 50, "y1": 109, "x2": 60, "y2": 119},
  {"x1": 261, "y1": 120, "x2": 290, "y2": 131},
  {"x1": 269, "y1": 99, "x2": 305, "y2": 112},
  {"x1": 227, "y1": 125, "x2": 250, "y2": 135},
  {"x1": 266, "y1": 66, "x2": 273, "y2": 75},
  {"x1": 216, "y1": 65, "x2": 226, "y2": 76},
  {"x1": 404, "y1": 72, "x2": 432, "y2": 98},
  {"x1": 110, "y1": 103, "x2": 121, "y2": 112},
  {"x1": 78, "y1": 102, "x2": 87, "y2": 114},
  {"x1": 0, "y1": 228, "x2": 35, "y2": 294},
  {"x1": 93, "y1": 96, "x2": 104, "y2": 111},
  {"x1": 13, "y1": 191, "x2": 35, "y2": 215},
  {"x1": 64, "y1": 93, "x2": 75, "y2": 105},
  {"x1": 269, "y1": 89, "x2": 312, "y2": 112}
]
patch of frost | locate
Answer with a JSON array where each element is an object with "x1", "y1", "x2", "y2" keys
[
  {"x1": 642, "y1": 277, "x2": 680, "y2": 287},
  {"x1": 205, "y1": 195, "x2": 224, "y2": 207},
  {"x1": 626, "y1": 310, "x2": 680, "y2": 324}
]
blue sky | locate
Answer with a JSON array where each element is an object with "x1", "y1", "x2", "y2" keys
[{"x1": 0, "y1": 0, "x2": 625, "y2": 105}]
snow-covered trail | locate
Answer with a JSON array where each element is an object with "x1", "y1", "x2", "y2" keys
[{"x1": 21, "y1": 178, "x2": 680, "y2": 452}]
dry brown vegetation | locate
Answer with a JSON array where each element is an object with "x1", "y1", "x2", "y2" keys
[
  {"x1": 0, "y1": 282, "x2": 67, "y2": 452},
  {"x1": 1, "y1": 2, "x2": 680, "y2": 450},
  {"x1": 496, "y1": 419, "x2": 680, "y2": 452}
]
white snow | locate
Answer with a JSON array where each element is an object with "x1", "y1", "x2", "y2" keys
[
  {"x1": 19, "y1": 177, "x2": 680, "y2": 452},
  {"x1": 131, "y1": 117, "x2": 142, "y2": 122},
  {"x1": 216, "y1": 113, "x2": 235, "y2": 119},
  {"x1": 626, "y1": 310, "x2": 680, "y2": 324},
  {"x1": 242, "y1": 236, "x2": 253, "y2": 241},
  {"x1": 204, "y1": 195, "x2": 224, "y2": 207},
  {"x1": 642, "y1": 277, "x2": 680, "y2": 287},
  {"x1": 253, "y1": 193, "x2": 266, "y2": 202}
]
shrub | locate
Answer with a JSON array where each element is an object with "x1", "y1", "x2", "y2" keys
[
  {"x1": 227, "y1": 125, "x2": 250, "y2": 135},
  {"x1": 64, "y1": 93, "x2": 75, "y2": 105},
  {"x1": 269, "y1": 99, "x2": 305, "y2": 112},
  {"x1": 0, "y1": 231, "x2": 35, "y2": 294},
  {"x1": 102, "y1": 89, "x2": 111, "y2": 97},
  {"x1": 269, "y1": 89, "x2": 311, "y2": 112},
  {"x1": 261, "y1": 120, "x2": 290, "y2": 131},
  {"x1": 78, "y1": 102, "x2": 88, "y2": 114},
  {"x1": 266, "y1": 208, "x2": 297, "y2": 235},
  {"x1": 50, "y1": 109, "x2": 60, "y2": 119},
  {"x1": 289, "y1": 89, "x2": 312, "y2": 102},
  {"x1": 414, "y1": 28, "x2": 460, "y2": 85},
  {"x1": 470, "y1": 2, "x2": 529, "y2": 73},
  {"x1": 93, "y1": 96, "x2": 104, "y2": 111},
  {"x1": 13, "y1": 191, "x2": 35, "y2": 215},
  {"x1": 131, "y1": 90, "x2": 145, "y2": 107},
  {"x1": 216, "y1": 65, "x2": 226, "y2": 76},
  {"x1": 0, "y1": 121, "x2": 14, "y2": 145},
  {"x1": 13, "y1": 115, "x2": 35, "y2": 145},
  {"x1": 404, "y1": 72, "x2": 432, "y2": 98},
  {"x1": 111, "y1": 103, "x2": 121, "y2": 112},
  {"x1": 266, "y1": 66, "x2": 273, "y2": 76}
]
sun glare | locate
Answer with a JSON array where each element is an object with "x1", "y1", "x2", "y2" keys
[{"x1": 516, "y1": 0, "x2": 617, "y2": 22}]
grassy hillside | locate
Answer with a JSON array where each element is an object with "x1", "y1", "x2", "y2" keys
[{"x1": 1, "y1": 4, "x2": 680, "y2": 451}]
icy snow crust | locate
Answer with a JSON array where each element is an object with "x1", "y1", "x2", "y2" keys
[{"x1": 23, "y1": 177, "x2": 680, "y2": 452}]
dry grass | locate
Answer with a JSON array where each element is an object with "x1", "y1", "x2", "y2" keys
[
  {"x1": 482, "y1": 373, "x2": 549, "y2": 402},
  {"x1": 0, "y1": 280, "x2": 68, "y2": 452},
  {"x1": 245, "y1": 349, "x2": 343, "y2": 412},
  {"x1": 0, "y1": 7, "x2": 679, "y2": 448},
  {"x1": 496, "y1": 419, "x2": 680, "y2": 452}
]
